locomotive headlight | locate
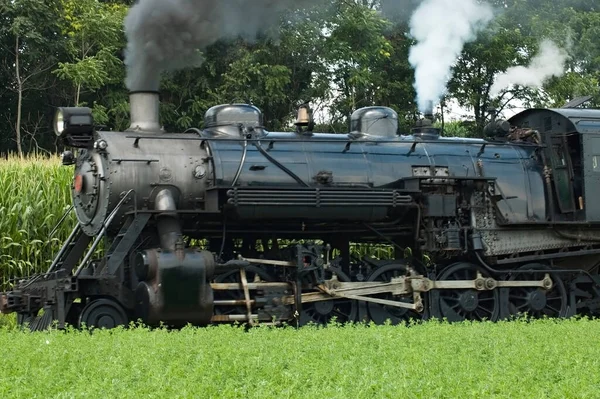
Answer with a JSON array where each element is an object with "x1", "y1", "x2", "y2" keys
[
  {"x1": 54, "y1": 111, "x2": 65, "y2": 135},
  {"x1": 53, "y1": 107, "x2": 94, "y2": 138}
]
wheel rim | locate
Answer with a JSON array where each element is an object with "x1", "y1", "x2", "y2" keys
[
  {"x1": 79, "y1": 298, "x2": 128, "y2": 329},
  {"x1": 507, "y1": 263, "x2": 568, "y2": 318},
  {"x1": 299, "y1": 266, "x2": 357, "y2": 326},
  {"x1": 438, "y1": 262, "x2": 500, "y2": 322},
  {"x1": 366, "y1": 263, "x2": 426, "y2": 325}
]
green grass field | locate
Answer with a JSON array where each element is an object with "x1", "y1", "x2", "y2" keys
[{"x1": 1, "y1": 318, "x2": 599, "y2": 398}]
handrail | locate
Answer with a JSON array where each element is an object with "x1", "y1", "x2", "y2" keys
[
  {"x1": 48, "y1": 204, "x2": 74, "y2": 238},
  {"x1": 231, "y1": 137, "x2": 248, "y2": 187},
  {"x1": 74, "y1": 189, "x2": 136, "y2": 277},
  {"x1": 125, "y1": 134, "x2": 545, "y2": 148},
  {"x1": 253, "y1": 140, "x2": 309, "y2": 187},
  {"x1": 46, "y1": 224, "x2": 80, "y2": 274}
]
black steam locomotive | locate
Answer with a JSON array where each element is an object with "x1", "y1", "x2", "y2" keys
[{"x1": 3, "y1": 91, "x2": 600, "y2": 330}]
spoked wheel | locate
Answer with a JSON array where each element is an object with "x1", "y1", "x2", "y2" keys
[
  {"x1": 366, "y1": 263, "x2": 427, "y2": 325},
  {"x1": 569, "y1": 262, "x2": 600, "y2": 316},
  {"x1": 437, "y1": 262, "x2": 500, "y2": 322},
  {"x1": 78, "y1": 298, "x2": 128, "y2": 329},
  {"x1": 213, "y1": 265, "x2": 274, "y2": 316},
  {"x1": 507, "y1": 263, "x2": 568, "y2": 319},
  {"x1": 299, "y1": 266, "x2": 357, "y2": 326}
]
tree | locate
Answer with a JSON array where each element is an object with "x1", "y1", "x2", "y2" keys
[
  {"x1": 319, "y1": 1, "x2": 417, "y2": 132},
  {"x1": 0, "y1": 0, "x2": 63, "y2": 157},
  {"x1": 444, "y1": 1, "x2": 536, "y2": 134},
  {"x1": 530, "y1": 2, "x2": 600, "y2": 108},
  {"x1": 0, "y1": 0, "x2": 598, "y2": 153},
  {"x1": 155, "y1": 4, "x2": 333, "y2": 133},
  {"x1": 53, "y1": 0, "x2": 127, "y2": 107},
  {"x1": 445, "y1": 0, "x2": 600, "y2": 135}
]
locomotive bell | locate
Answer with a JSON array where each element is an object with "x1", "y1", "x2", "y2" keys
[
  {"x1": 294, "y1": 104, "x2": 315, "y2": 134},
  {"x1": 295, "y1": 104, "x2": 311, "y2": 127}
]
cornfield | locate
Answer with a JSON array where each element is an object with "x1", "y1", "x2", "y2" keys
[{"x1": 0, "y1": 154, "x2": 75, "y2": 288}]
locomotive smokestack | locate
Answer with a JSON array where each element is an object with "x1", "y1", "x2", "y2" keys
[{"x1": 127, "y1": 91, "x2": 163, "y2": 133}]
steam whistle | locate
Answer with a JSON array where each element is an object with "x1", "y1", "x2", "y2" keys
[
  {"x1": 423, "y1": 112, "x2": 434, "y2": 125},
  {"x1": 411, "y1": 111, "x2": 440, "y2": 140}
]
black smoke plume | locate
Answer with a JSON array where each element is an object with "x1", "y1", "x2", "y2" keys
[{"x1": 123, "y1": 0, "x2": 320, "y2": 92}]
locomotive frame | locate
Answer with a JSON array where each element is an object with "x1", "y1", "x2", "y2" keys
[{"x1": 2, "y1": 91, "x2": 600, "y2": 330}]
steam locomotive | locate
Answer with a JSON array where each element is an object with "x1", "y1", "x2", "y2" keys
[{"x1": 3, "y1": 91, "x2": 600, "y2": 331}]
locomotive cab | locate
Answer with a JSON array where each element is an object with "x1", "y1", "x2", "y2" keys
[{"x1": 508, "y1": 108, "x2": 600, "y2": 223}]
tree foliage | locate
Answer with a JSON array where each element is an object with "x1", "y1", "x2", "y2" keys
[
  {"x1": 53, "y1": 0, "x2": 127, "y2": 106},
  {"x1": 0, "y1": 0, "x2": 599, "y2": 154},
  {"x1": 440, "y1": 0, "x2": 600, "y2": 135},
  {"x1": 0, "y1": 0, "x2": 64, "y2": 156}
]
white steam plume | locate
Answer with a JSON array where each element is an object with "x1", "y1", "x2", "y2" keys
[
  {"x1": 490, "y1": 39, "x2": 569, "y2": 96},
  {"x1": 408, "y1": 0, "x2": 494, "y2": 113},
  {"x1": 123, "y1": 0, "x2": 319, "y2": 92}
]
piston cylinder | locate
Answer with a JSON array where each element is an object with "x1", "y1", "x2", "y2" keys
[{"x1": 134, "y1": 249, "x2": 216, "y2": 327}]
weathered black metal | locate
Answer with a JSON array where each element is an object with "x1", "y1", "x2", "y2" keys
[
  {"x1": 105, "y1": 213, "x2": 153, "y2": 275},
  {"x1": 4, "y1": 96, "x2": 600, "y2": 329}
]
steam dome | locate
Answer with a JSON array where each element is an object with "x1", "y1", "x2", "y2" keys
[
  {"x1": 203, "y1": 104, "x2": 263, "y2": 129},
  {"x1": 350, "y1": 107, "x2": 398, "y2": 138}
]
